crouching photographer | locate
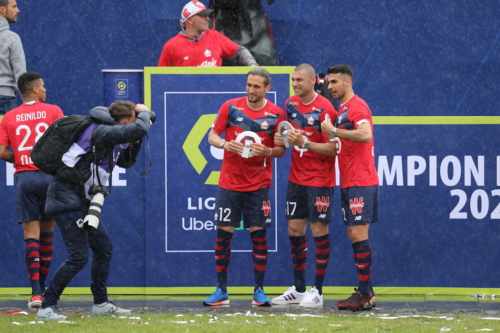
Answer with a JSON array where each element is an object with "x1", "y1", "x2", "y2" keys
[{"x1": 37, "y1": 101, "x2": 155, "y2": 320}]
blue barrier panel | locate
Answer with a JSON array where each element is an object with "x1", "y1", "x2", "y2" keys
[
  {"x1": 142, "y1": 68, "x2": 500, "y2": 290},
  {"x1": 1, "y1": 69, "x2": 500, "y2": 294},
  {"x1": 143, "y1": 67, "x2": 295, "y2": 287}
]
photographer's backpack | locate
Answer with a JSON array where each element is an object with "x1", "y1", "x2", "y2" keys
[{"x1": 31, "y1": 115, "x2": 93, "y2": 176}]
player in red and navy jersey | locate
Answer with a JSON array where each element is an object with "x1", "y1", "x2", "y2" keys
[
  {"x1": 0, "y1": 72, "x2": 63, "y2": 309},
  {"x1": 321, "y1": 64, "x2": 379, "y2": 311},
  {"x1": 271, "y1": 64, "x2": 337, "y2": 308},
  {"x1": 203, "y1": 68, "x2": 285, "y2": 307},
  {"x1": 157, "y1": 1, "x2": 258, "y2": 67}
]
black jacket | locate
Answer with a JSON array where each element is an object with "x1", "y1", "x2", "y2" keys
[{"x1": 45, "y1": 106, "x2": 152, "y2": 215}]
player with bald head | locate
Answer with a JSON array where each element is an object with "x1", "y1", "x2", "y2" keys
[{"x1": 272, "y1": 63, "x2": 337, "y2": 307}]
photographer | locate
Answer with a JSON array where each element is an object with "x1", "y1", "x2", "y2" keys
[{"x1": 37, "y1": 101, "x2": 155, "y2": 320}]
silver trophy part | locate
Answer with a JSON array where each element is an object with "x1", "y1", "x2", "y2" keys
[
  {"x1": 235, "y1": 131, "x2": 262, "y2": 158},
  {"x1": 278, "y1": 121, "x2": 294, "y2": 148}
]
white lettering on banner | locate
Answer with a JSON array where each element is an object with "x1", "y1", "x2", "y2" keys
[
  {"x1": 407, "y1": 155, "x2": 426, "y2": 186},
  {"x1": 187, "y1": 197, "x2": 216, "y2": 210},
  {"x1": 378, "y1": 155, "x2": 484, "y2": 187},
  {"x1": 182, "y1": 217, "x2": 215, "y2": 230},
  {"x1": 450, "y1": 189, "x2": 500, "y2": 220},
  {"x1": 111, "y1": 167, "x2": 127, "y2": 186},
  {"x1": 378, "y1": 156, "x2": 403, "y2": 186},
  {"x1": 6, "y1": 163, "x2": 14, "y2": 186},
  {"x1": 376, "y1": 155, "x2": 495, "y2": 221}
]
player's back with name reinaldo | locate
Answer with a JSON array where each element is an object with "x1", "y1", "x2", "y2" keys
[{"x1": 0, "y1": 101, "x2": 63, "y2": 172}]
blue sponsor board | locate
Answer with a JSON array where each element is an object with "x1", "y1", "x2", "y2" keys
[
  {"x1": 144, "y1": 67, "x2": 295, "y2": 287},
  {"x1": 0, "y1": 68, "x2": 499, "y2": 291}
]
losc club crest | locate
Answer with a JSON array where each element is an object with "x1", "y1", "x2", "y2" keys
[
  {"x1": 307, "y1": 116, "x2": 314, "y2": 125},
  {"x1": 260, "y1": 120, "x2": 269, "y2": 130},
  {"x1": 204, "y1": 49, "x2": 212, "y2": 57}
]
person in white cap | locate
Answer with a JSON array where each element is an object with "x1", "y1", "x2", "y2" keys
[{"x1": 158, "y1": 0, "x2": 258, "y2": 67}]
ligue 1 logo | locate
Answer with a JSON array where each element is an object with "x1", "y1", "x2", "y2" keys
[
  {"x1": 183, "y1": 114, "x2": 221, "y2": 185},
  {"x1": 115, "y1": 80, "x2": 128, "y2": 97}
]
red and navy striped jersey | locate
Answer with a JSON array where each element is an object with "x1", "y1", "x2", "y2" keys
[
  {"x1": 0, "y1": 101, "x2": 64, "y2": 173},
  {"x1": 335, "y1": 95, "x2": 379, "y2": 188},
  {"x1": 285, "y1": 94, "x2": 337, "y2": 187},
  {"x1": 212, "y1": 96, "x2": 285, "y2": 191}
]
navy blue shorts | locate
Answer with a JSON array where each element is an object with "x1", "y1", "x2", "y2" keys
[
  {"x1": 16, "y1": 171, "x2": 55, "y2": 223},
  {"x1": 340, "y1": 185, "x2": 379, "y2": 226},
  {"x1": 214, "y1": 187, "x2": 272, "y2": 228},
  {"x1": 286, "y1": 181, "x2": 333, "y2": 223}
]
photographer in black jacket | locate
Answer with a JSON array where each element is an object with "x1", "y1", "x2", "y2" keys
[{"x1": 37, "y1": 101, "x2": 155, "y2": 320}]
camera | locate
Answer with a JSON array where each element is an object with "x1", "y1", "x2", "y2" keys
[{"x1": 82, "y1": 185, "x2": 109, "y2": 231}]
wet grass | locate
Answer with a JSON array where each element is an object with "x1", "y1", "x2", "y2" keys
[{"x1": 1, "y1": 312, "x2": 500, "y2": 332}]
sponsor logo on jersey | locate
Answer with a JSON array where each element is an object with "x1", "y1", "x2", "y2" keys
[
  {"x1": 315, "y1": 197, "x2": 330, "y2": 212},
  {"x1": 184, "y1": 56, "x2": 189, "y2": 60},
  {"x1": 260, "y1": 120, "x2": 269, "y2": 130},
  {"x1": 204, "y1": 49, "x2": 212, "y2": 57},
  {"x1": 230, "y1": 105, "x2": 244, "y2": 111},
  {"x1": 291, "y1": 113, "x2": 297, "y2": 118},
  {"x1": 349, "y1": 197, "x2": 364, "y2": 215},
  {"x1": 264, "y1": 112, "x2": 278, "y2": 118},
  {"x1": 199, "y1": 59, "x2": 217, "y2": 67},
  {"x1": 312, "y1": 107, "x2": 322, "y2": 112},
  {"x1": 235, "y1": 117, "x2": 243, "y2": 122},
  {"x1": 355, "y1": 216, "x2": 362, "y2": 220},
  {"x1": 307, "y1": 116, "x2": 315, "y2": 125},
  {"x1": 318, "y1": 214, "x2": 326, "y2": 219},
  {"x1": 300, "y1": 129, "x2": 313, "y2": 136},
  {"x1": 265, "y1": 218, "x2": 271, "y2": 223},
  {"x1": 261, "y1": 201, "x2": 271, "y2": 216},
  {"x1": 288, "y1": 101, "x2": 298, "y2": 106}
]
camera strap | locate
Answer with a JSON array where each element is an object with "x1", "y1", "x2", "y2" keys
[
  {"x1": 91, "y1": 144, "x2": 113, "y2": 194},
  {"x1": 132, "y1": 132, "x2": 152, "y2": 176}
]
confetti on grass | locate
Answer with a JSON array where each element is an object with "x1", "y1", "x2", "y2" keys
[
  {"x1": 1, "y1": 311, "x2": 28, "y2": 315},
  {"x1": 480, "y1": 318, "x2": 500, "y2": 320}
]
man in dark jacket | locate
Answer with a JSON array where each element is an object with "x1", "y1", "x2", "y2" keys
[{"x1": 37, "y1": 101, "x2": 155, "y2": 320}]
